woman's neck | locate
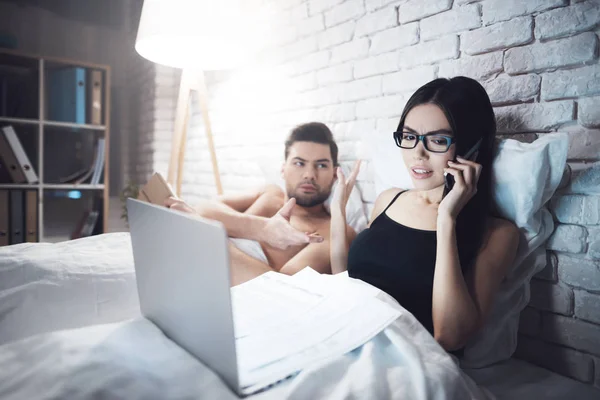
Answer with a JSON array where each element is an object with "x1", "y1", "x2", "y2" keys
[{"x1": 415, "y1": 185, "x2": 445, "y2": 206}]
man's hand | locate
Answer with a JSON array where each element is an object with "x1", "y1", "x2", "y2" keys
[
  {"x1": 165, "y1": 196, "x2": 196, "y2": 214},
  {"x1": 261, "y1": 198, "x2": 324, "y2": 250}
]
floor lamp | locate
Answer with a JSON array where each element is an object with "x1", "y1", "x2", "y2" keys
[{"x1": 134, "y1": 0, "x2": 247, "y2": 196}]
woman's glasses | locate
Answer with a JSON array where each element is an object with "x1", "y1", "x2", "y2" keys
[{"x1": 393, "y1": 131, "x2": 456, "y2": 153}]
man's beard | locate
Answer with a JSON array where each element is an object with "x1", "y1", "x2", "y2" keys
[{"x1": 287, "y1": 183, "x2": 331, "y2": 208}]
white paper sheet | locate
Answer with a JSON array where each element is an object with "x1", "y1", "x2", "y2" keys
[{"x1": 230, "y1": 269, "x2": 401, "y2": 393}]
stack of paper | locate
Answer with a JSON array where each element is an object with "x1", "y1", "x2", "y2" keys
[{"x1": 230, "y1": 268, "x2": 401, "y2": 394}]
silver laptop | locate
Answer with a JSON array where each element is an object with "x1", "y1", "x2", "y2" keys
[{"x1": 127, "y1": 198, "x2": 245, "y2": 395}]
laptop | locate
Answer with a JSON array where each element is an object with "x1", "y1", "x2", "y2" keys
[{"x1": 127, "y1": 198, "x2": 246, "y2": 395}]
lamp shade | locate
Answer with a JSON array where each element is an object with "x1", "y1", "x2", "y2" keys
[{"x1": 135, "y1": 0, "x2": 248, "y2": 70}]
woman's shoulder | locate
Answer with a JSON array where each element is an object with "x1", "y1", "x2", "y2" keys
[
  {"x1": 487, "y1": 216, "x2": 518, "y2": 234},
  {"x1": 375, "y1": 187, "x2": 407, "y2": 203},
  {"x1": 483, "y1": 216, "x2": 520, "y2": 249},
  {"x1": 370, "y1": 187, "x2": 407, "y2": 221}
]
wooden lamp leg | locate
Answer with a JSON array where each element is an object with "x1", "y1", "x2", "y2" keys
[
  {"x1": 169, "y1": 69, "x2": 223, "y2": 197},
  {"x1": 195, "y1": 70, "x2": 223, "y2": 195},
  {"x1": 176, "y1": 70, "x2": 223, "y2": 196},
  {"x1": 167, "y1": 70, "x2": 192, "y2": 196}
]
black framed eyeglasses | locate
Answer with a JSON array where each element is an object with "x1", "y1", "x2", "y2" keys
[{"x1": 393, "y1": 131, "x2": 456, "y2": 153}]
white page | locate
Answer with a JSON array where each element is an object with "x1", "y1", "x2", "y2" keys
[{"x1": 231, "y1": 270, "x2": 401, "y2": 392}]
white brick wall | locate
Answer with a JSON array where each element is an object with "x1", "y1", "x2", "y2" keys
[
  {"x1": 482, "y1": 0, "x2": 567, "y2": 25},
  {"x1": 398, "y1": 0, "x2": 452, "y2": 24},
  {"x1": 136, "y1": 0, "x2": 600, "y2": 387},
  {"x1": 505, "y1": 32, "x2": 597, "y2": 74},
  {"x1": 461, "y1": 17, "x2": 533, "y2": 56}
]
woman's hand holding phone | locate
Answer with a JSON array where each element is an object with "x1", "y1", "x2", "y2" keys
[{"x1": 438, "y1": 156, "x2": 482, "y2": 220}]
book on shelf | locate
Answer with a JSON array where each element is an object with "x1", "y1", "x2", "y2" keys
[
  {"x1": 24, "y1": 189, "x2": 38, "y2": 242},
  {"x1": 0, "y1": 151, "x2": 13, "y2": 183},
  {"x1": 0, "y1": 189, "x2": 39, "y2": 246},
  {"x1": 46, "y1": 67, "x2": 86, "y2": 124},
  {"x1": 57, "y1": 137, "x2": 104, "y2": 185},
  {"x1": 90, "y1": 138, "x2": 105, "y2": 185},
  {"x1": 1, "y1": 125, "x2": 38, "y2": 183},
  {"x1": 87, "y1": 69, "x2": 103, "y2": 125},
  {"x1": 9, "y1": 190, "x2": 23, "y2": 245},
  {"x1": 0, "y1": 125, "x2": 38, "y2": 184},
  {"x1": 71, "y1": 196, "x2": 102, "y2": 240}
]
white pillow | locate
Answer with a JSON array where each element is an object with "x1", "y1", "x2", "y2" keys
[{"x1": 368, "y1": 131, "x2": 569, "y2": 367}]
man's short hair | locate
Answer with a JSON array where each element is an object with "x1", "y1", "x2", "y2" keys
[{"x1": 284, "y1": 122, "x2": 338, "y2": 166}]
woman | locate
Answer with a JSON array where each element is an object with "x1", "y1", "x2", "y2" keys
[{"x1": 331, "y1": 77, "x2": 519, "y2": 352}]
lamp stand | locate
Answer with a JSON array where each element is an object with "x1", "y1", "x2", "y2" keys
[{"x1": 167, "y1": 69, "x2": 223, "y2": 196}]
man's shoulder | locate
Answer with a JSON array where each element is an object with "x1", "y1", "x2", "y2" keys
[{"x1": 262, "y1": 184, "x2": 285, "y2": 198}]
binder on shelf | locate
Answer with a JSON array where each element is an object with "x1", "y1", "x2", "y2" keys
[
  {"x1": 0, "y1": 156, "x2": 12, "y2": 183},
  {"x1": 90, "y1": 138, "x2": 105, "y2": 185},
  {"x1": 46, "y1": 67, "x2": 86, "y2": 124},
  {"x1": 80, "y1": 210, "x2": 99, "y2": 237},
  {"x1": 87, "y1": 70, "x2": 103, "y2": 125},
  {"x1": 55, "y1": 135, "x2": 100, "y2": 184},
  {"x1": 71, "y1": 210, "x2": 88, "y2": 240},
  {"x1": 24, "y1": 189, "x2": 38, "y2": 242},
  {"x1": 71, "y1": 210, "x2": 99, "y2": 239},
  {"x1": 9, "y1": 189, "x2": 23, "y2": 245},
  {"x1": 0, "y1": 190, "x2": 8, "y2": 246},
  {"x1": 1, "y1": 125, "x2": 38, "y2": 183},
  {"x1": 0, "y1": 127, "x2": 26, "y2": 183}
]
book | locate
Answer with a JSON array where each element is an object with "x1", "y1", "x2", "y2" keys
[
  {"x1": 80, "y1": 210, "x2": 99, "y2": 237},
  {"x1": 87, "y1": 70, "x2": 103, "y2": 125},
  {"x1": 46, "y1": 67, "x2": 86, "y2": 124},
  {"x1": 90, "y1": 138, "x2": 105, "y2": 185},
  {"x1": 0, "y1": 127, "x2": 26, "y2": 183},
  {"x1": 24, "y1": 189, "x2": 38, "y2": 242},
  {"x1": 0, "y1": 156, "x2": 12, "y2": 183},
  {"x1": 1, "y1": 125, "x2": 38, "y2": 183},
  {"x1": 137, "y1": 172, "x2": 176, "y2": 207},
  {"x1": 9, "y1": 190, "x2": 23, "y2": 245},
  {"x1": 58, "y1": 138, "x2": 101, "y2": 184}
]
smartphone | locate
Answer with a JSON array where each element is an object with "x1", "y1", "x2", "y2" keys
[
  {"x1": 137, "y1": 172, "x2": 176, "y2": 206},
  {"x1": 442, "y1": 138, "x2": 483, "y2": 199}
]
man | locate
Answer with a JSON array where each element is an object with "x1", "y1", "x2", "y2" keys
[{"x1": 166, "y1": 122, "x2": 357, "y2": 285}]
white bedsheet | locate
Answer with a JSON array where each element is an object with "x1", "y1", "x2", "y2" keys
[
  {"x1": 0, "y1": 233, "x2": 489, "y2": 399},
  {"x1": 0, "y1": 301, "x2": 489, "y2": 400}
]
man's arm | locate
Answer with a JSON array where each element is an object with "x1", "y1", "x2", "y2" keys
[
  {"x1": 216, "y1": 184, "x2": 282, "y2": 215},
  {"x1": 166, "y1": 187, "x2": 323, "y2": 249},
  {"x1": 193, "y1": 186, "x2": 276, "y2": 241}
]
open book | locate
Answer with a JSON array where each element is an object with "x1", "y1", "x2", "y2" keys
[{"x1": 137, "y1": 172, "x2": 176, "y2": 206}]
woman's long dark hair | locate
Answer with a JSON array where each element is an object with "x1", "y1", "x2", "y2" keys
[{"x1": 396, "y1": 77, "x2": 496, "y2": 271}]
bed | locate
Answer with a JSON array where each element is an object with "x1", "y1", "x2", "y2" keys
[{"x1": 1, "y1": 134, "x2": 598, "y2": 399}]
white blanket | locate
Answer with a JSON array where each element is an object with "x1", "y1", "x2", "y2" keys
[
  {"x1": 0, "y1": 233, "x2": 489, "y2": 400},
  {"x1": 0, "y1": 299, "x2": 489, "y2": 400}
]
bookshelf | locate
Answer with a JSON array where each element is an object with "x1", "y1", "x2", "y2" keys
[{"x1": 0, "y1": 48, "x2": 110, "y2": 244}]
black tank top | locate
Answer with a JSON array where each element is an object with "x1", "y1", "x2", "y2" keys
[{"x1": 348, "y1": 190, "x2": 462, "y2": 336}]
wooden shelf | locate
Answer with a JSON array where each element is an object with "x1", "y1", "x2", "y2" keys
[
  {"x1": 43, "y1": 120, "x2": 106, "y2": 131},
  {"x1": 0, "y1": 184, "x2": 40, "y2": 189},
  {"x1": 0, "y1": 50, "x2": 110, "y2": 246},
  {"x1": 0, "y1": 117, "x2": 40, "y2": 126},
  {"x1": 43, "y1": 184, "x2": 105, "y2": 190},
  {"x1": 0, "y1": 184, "x2": 104, "y2": 190}
]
